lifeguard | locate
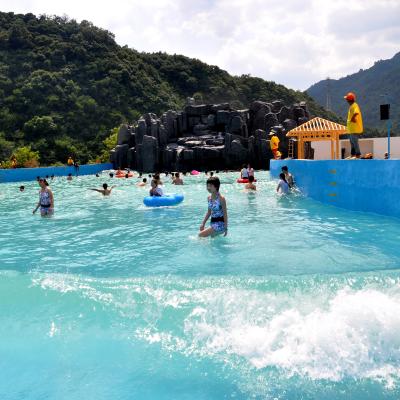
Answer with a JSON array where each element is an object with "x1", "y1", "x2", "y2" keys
[
  {"x1": 269, "y1": 131, "x2": 280, "y2": 159},
  {"x1": 67, "y1": 156, "x2": 74, "y2": 166},
  {"x1": 344, "y1": 92, "x2": 363, "y2": 158}
]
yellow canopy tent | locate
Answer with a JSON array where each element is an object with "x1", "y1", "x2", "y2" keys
[{"x1": 286, "y1": 117, "x2": 347, "y2": 159}]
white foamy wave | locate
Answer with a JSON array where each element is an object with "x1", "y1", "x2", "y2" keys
[{"x1": 183, "y1": 288, "x2": 400, "y2": 385}]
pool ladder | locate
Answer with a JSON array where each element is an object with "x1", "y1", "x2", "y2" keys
[{"x1": 288, "y1": 139, "x2": 296, "y2": 159}]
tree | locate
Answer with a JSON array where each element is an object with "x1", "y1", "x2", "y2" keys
[
  {"x1": 13, "y1": 146, "x2": 40, "y2": 167},
  {"x1": 98, "y1": 127, "x2": 118, "y2": 162},
  {"x1": 23, "y1": 116, "x2": 58, "y2": 139}
]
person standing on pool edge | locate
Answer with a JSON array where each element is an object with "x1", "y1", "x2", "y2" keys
[
  {"x1": 344, "y1": 92, "x2": 363, "y2": 158},
  {"x1": 199, "y1": 177, "x2": 228, "y2": 237}
]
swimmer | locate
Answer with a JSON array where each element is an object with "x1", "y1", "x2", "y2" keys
[
  {"x1": 149, "y1": 179, "x2": 163, "y2": 197},
  {"x1": 33, "y1": 179, "x2": 54, "y2": 216},
  {"x1": 240, "y1": 164, "x2": 249, "y2": 179},
  {"x1": 137, "y1": 178, "x2": 147, "y2": 187},
  {"x1": 281, "y1": 166, "x2": 294, "y2": 188},
  {"x1": 50, "y1": 174, "x2": 55, "y2": 181},
  {"x1": 199, "y1": 177, "x2": 228, "y2": 237},
  {"x1": 245, "y1": 175, "x2": 257, "y2": 190},
  {"x1": 109, "y1": 172, "x2": 114, "y2": 178},
  {"x1": 19, "y1": 185, "x2": 25, "y2": 192},
  {"x1": 210, "y1": 171, "x2": 214, "y2": 177},
  {"x1": 67, "y1": 173, "x2": 73, "y2": 181},
  {"x1": 95, "y1": 173, "x2": 100, "y2": 177},
  {"x1": 276, "y1": 173, "x2": 289, "y2": 194},
  {"x1": 153, "y1": 174, "x2": 163, "y2": 185},
  {"x1": 172, "y1": 172, "x2": 183, "y2": 185},
  {"x1": 247, "y1": 164, "x2": 254, "y2": 178},
  {"x1": 90, "y1": 183, "x2": 115, "y2": 196}
]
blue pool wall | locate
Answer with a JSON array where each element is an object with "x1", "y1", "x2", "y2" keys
[
  {"x1": 0, "y1": 163, "x2": 113, "y2": 183},
  {"x1": 270, "y1": 159, "x2": 400, "y2": 218}
]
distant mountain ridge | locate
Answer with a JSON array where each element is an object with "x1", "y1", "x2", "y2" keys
[{"x1": 307, "y1": 52, "x2": 400, "y2": 135}]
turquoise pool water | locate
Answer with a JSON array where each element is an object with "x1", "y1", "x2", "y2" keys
[{"x1": 1, "y1": 171, "x2": 400, "y2": 399}]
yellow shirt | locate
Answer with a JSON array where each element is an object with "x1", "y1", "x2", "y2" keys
[
  {"x1": 67, "y1": 158, "x2": 74, "y2": 166},
  {"x1": 347, "y1": 102, "x2": 363, "y2": 134},
  {"x1": 270, "y1": 135, "x2": 280, "y2": 150}
]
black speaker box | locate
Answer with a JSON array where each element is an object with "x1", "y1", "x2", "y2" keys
[{"x1": 380, "y1": 104, "x2": 390, "y2": 120}]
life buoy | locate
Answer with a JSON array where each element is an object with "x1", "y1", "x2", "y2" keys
[
  {"x1": 237, "y1": 178, "x2": 257, "y2": 183},
  {"x1": 116, "y1": 172, "x2": 134, "y2": 178},
  {"x1": 143, "y1": 193, "x2": 184, "y2": 207}
]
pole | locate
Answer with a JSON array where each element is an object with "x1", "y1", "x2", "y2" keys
[{"x1": 387, "y1": 119, "x2": 392, "y2": 159}]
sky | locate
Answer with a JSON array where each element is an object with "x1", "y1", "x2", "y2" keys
[{"x1": 1, "y1": 0, "x2": 399, "y2": 90}]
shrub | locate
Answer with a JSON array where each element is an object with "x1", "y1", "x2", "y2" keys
[{"x1": 13, "y1": 146, "x2": 40, "y2": 168}]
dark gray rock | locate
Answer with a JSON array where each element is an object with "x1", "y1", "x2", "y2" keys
[
  {"x1": 211, "y1": 103, "x2": 230, "y2": 112},
  {"x1": 230, "y1": 140, "x2": 247, "y2": 161},
  {"x1": 113, "y1": 144, "x2": 129, "y2": 169},
  {"x1": 193, "y1": 124, "x2": 208, "y2": 135},
  {"x1": 184, "y1": 105, "x2": 211, "y2": 116},
  {"x1": 136, "y1": 119, "x2": 147, "y2": 145},
  {"x1": 159, "y1": 125, "x2": 168, "y2": 148},
  {"x1": 298, "y1": 116, "x2": 309, "y2": 126},
  {"x1": 200, "y1": 115, "x2": 208, "y2": 125},
  {"x1": 207, "y1": 114, "x2": 216, "y2": 128},
  {"x1": 229, "y1": 115, "x2": 243, "y2": 134},
  {"x1": 205, "y1": 138, "x2": 224, "y2": 146},
  {"x1": 249, "y1": 100, "x2": 271, "y2": 114},
  {"x1": 111, "y1": 99, "x2": 314, "y2": 171},
  {"x1": 117, "y1": 124, "x2": 130, "y2": 145},
  {"x1": 166, "y1": 110, "x2": 177, "y2": 139},
  {"x1": 150, "y1": 120, "x2": 159, "y2": 140},
  {"x1": 183, "y1": 149, "x2": 194, "y2": 160},
  {"x1": 143, "y1": 113, "x2": 157, "y2": 126},
  {"x1": 277, "y1": 106, "x2": 291, "y2": 123},
  {"x1": 216, "y1": 110, "x2": 230, "y2": 126},
  {"x1": 283, "y1": 118, "x2": 297, "y2": 132},
  {"x1": 185, "y1": 140, "x2": 204, "y2": 147},
  {"x1": 137, "y1": 135, "x2": 159, "y2": 172},
  {"x1": 293, "y1": 106, "x2": 306, "y2": 120},
  {"x1": 188, "y1": 116, "x2": 201, "y2": 129},
  {"x1": 271, "y1": 100, "x2": 283, "y2": 113},
  {"x1": 264, "y1": 113, "x2": 279, "y2": 132},
  {"x1": 127, "y1": 147, "x2": 136, "y2": 169}
]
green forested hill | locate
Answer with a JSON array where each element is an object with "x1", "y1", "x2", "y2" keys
[
  {"x1": 0, "y1": 11, "x2": 334, "y2": 165},
  {"x1": 307, "y1": 52, "x2": 400, "y2": 135}
]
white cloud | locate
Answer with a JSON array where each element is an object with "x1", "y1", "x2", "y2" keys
[{"x1": 1, "y1": 0, "x2": 399, "y2": 90}]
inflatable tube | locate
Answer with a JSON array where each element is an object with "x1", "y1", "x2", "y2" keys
[
  {"x1": 116, "y1": 172, "x2": 134, "y2": 178},
  {"x1": 191, "y1": 170, "x2": 200, "y2": 175},
  {"x1": 237, "y1": 178, "x2": 257, "y2": 183},
  {"x1": 143, "y1": 193, "x2": 184, "y2": 207}
]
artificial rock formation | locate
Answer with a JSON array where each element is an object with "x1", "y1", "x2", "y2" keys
[{"x1": 110, "y1": 100, "x2": 310, "y2": 172}]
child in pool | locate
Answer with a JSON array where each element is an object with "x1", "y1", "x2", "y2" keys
[
  {"x1": 33, "y1": 179, "x2": 54, "y2": 216},
  {"x1": 276, "y1": 173, "x2": 289, "y2": 194},
  {"x1": 90, "y1": 183, "x2": 115, "y2": 196},
  {"x1": 245, "y1": 175, "x2": 257, "y2": 190},
  {"x1": 172, "y1": 172, "x2": 183, "y2": 185},
  {"x1": 149, "y1": 179, "x2": 163, "y2": 197},
  {"x1": 199, "y1": 177, "x2": 228, "y2": 237},
  {"x1": 137, "y1": 178, "x2": 147, "y2": 187}
]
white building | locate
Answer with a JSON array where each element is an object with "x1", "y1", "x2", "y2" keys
[{"x1": 311, "y1": 137, "x2": 399, "y2": 159}]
